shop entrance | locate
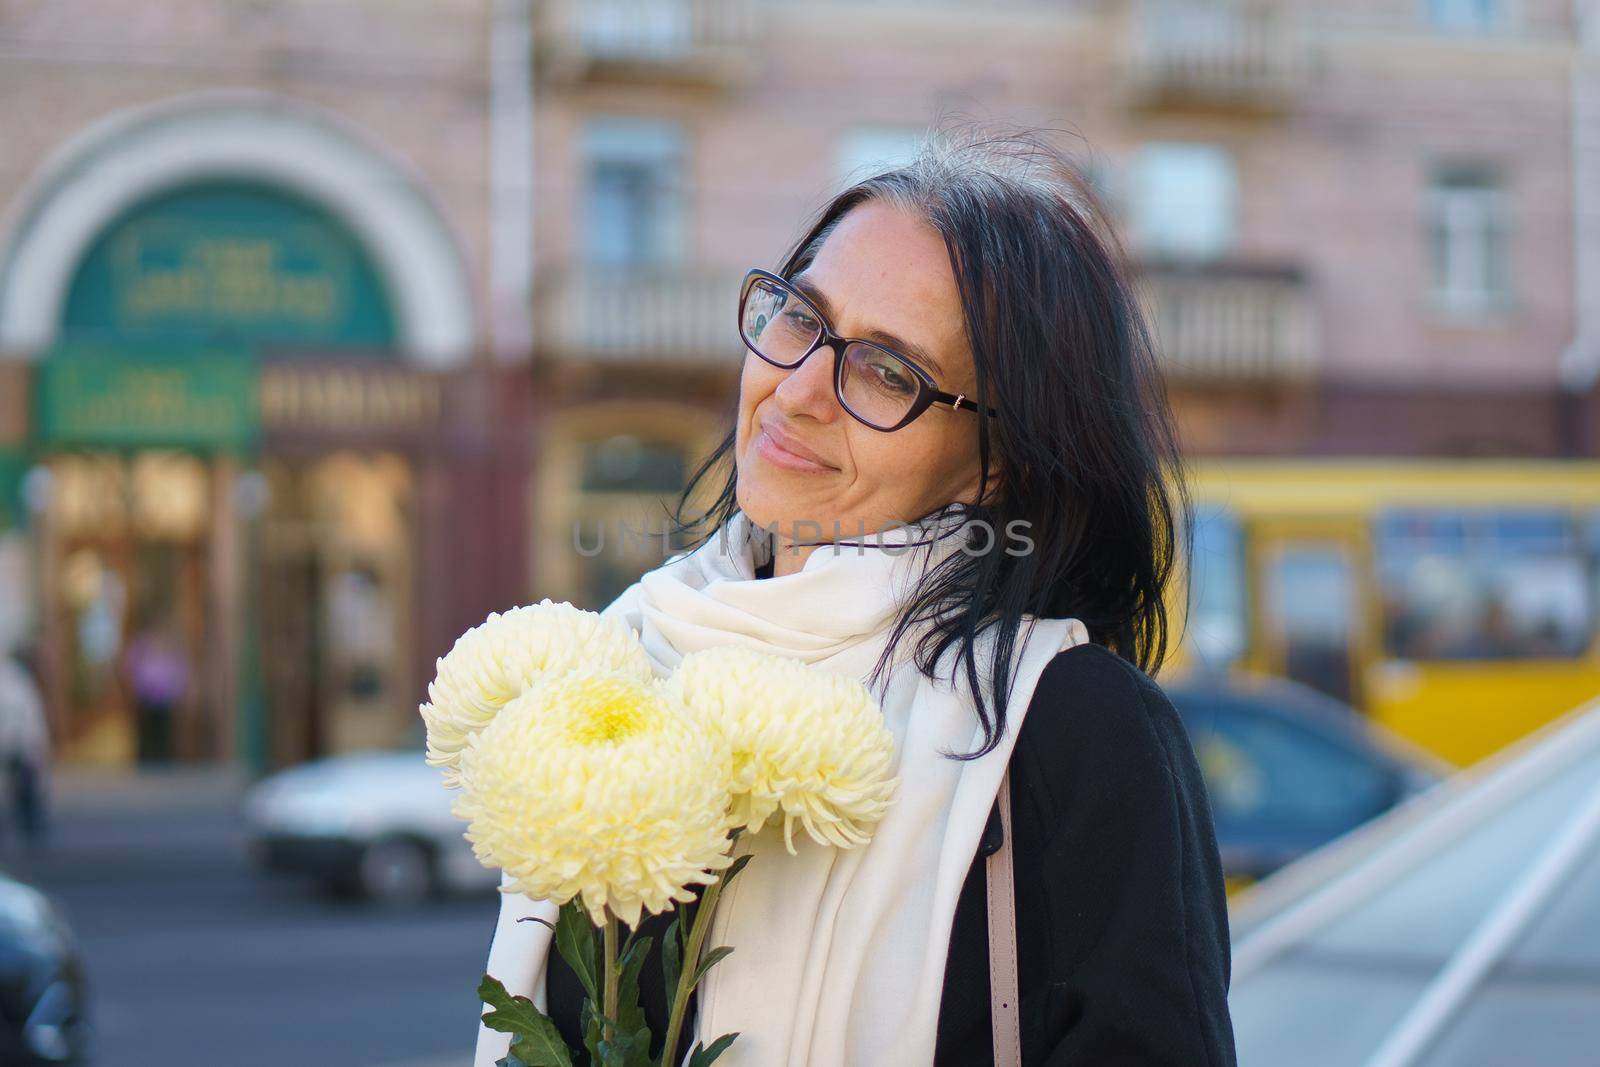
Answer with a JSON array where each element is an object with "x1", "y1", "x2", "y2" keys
[
  {"x1": 258, "y1": 451, "x2": 415, "y2": 767},
  {"x1": 40, "y1": 450, "x2": 220, "y2": 765}
]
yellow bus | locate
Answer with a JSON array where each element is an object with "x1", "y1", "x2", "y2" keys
[{"x1": 1167, "y1": 460, "x2": 1600, "y2": 768}]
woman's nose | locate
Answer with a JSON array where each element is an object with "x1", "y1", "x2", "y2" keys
[{"x1": 772, "y1": 343, "x2": 840, "y2": 422}]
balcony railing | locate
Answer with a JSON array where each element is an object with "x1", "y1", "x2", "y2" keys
[
  {"x1": 540, "y1": 262, "x2": 1315, "y2": 381},
  {"x1": 1124, "y1": 0, "x2": 1307, "y2": 110},
  {"x1": 536, "y1": 0, "x2": 758, "y2": 85},
  {"x1": 1138, "y1": 262, "x2": 1318, "y2": 381},
  {"x1": 536, "y1": 265, "x2": 743, "y2": 366}
]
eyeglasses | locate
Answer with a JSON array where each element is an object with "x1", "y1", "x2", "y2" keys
[{"x1": 737, "y1": 268, "x2": 998, "y2": 433}]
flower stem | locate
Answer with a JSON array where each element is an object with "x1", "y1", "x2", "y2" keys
[
  {"x1": 603, "y1": 912, "x2": 619, "y2": 1047},
  {"x1": 660, "y1": 877, "x2": 725, "y2": 1067}
]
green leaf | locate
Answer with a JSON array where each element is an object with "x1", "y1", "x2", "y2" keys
[
  {"x1": 477, "y1": 974, "x2": 548, "y2": 1037},
  {"x1": 581, "y1": 999, "x2": 602, "y2": 1065},
  {"x1": 510, "y1": 1035, "x2": 574, "y2": 1067},
  {"x1": 619, "y1": 921, "x2": 643, "y2": 962},
  {"x1": 687, "y1": 1032, "x2": 740, "y2": 1067},
  {"x1": 583, "y1": 999, "x2": 651, "y2": 1066},
  {"x1": 477, "y1": 975, "x2": 574, "y2": 1067},
  {"x1": 627, "y1": 1025, "x2": 654, "y2": 1067},
  {"x1": 661, "y1": 913, "x2": 683, "y2": 1004},
  {"x1": 616, "y1": 935, "x2": 655, "y2": 1065},
  {"x1": 691, "y1": 945, "x2": 735, "y2": 988},
  {"x1": 720, "y1": 853, "x2": 753, "y2": 889},
  {"x1": 596, "y1": 1025, "x2": 652, "y2": 1067},
  {"x1": 495, "y1": 1055, "x2": 529, "y2": 1067},
  {"x1": 553, "y1": 900, "x2": 602, "y2": 1006}
]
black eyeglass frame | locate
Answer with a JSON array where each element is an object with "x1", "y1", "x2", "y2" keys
[{"x1": 737, "y1": 267, "x2": 999, "y2": 433}]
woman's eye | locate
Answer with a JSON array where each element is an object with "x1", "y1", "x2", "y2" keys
[
  {"x1": 781, "y1": 308, "x2": 819, "y2": 333},
  {"x1": 868, "y1": 360, "x2": 915, "y2": 394}
]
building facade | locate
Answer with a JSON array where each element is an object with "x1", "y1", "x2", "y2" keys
[
  {"x1": 520, "y1": 0, "x2": 1598, "y2": 675},
  {"x1": 0, "y1": 0, "x2": 530, "y2": 768},
  {"x1": 1, "y1": 0, "x2": 1594, "y2": 767}
]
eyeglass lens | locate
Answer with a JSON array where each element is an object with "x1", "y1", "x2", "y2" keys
[{"x1": 740, "y1": 276, "x2": 925, "y2": 430}]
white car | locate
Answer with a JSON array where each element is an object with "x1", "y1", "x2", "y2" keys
[{"x1": 242, "y1": 750, "x2": 499, "y2": 905}]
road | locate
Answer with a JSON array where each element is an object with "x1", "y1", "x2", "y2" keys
[{"x1": 2, "y1": 769, "x2": 499, "y2": 1067}]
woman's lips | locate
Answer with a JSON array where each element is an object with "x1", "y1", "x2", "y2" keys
[{"x1": 756, "y1": 425, "x2": 837, "y2": 473}]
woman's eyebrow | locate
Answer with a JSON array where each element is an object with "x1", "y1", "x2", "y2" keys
[{"x1": 790, "y1": 273, "x2": 947, "y2": 378}]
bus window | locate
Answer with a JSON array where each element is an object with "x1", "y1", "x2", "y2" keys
[
  {"x1": 1375, "y1": 508, "x2": 1592, "y2": 660},
  {"x1": 1589, "y1": 509, "x2": 1600, "y2": 653},
  {"x1": 1188, "y1": 505, "x2": 1246, "y2": 668},
  {"x1": 1263, "y1": 543, "x2": 1359, "y2": 705}
]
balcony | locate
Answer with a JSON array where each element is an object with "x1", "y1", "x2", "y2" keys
[
  {"x1": 1121, "y1": 0, "x2": 1308, "y2": 113},
  {"x1": 538, "y1": 262, "x2": 1317, "y2": 381},
  {"x1": 1137, "y1": 261, "x2": 1318, "y2": 382},
  {"x1": 536, "y1": 265, "x2": 743, "y2": 367},
  {"x1": 535, "y1": 0, "x2": 759, "y2": 87}
]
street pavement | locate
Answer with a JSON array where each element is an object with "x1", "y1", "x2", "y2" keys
[{"x1": 0, "y1": 767, "x2": 498, "y2": 1067}]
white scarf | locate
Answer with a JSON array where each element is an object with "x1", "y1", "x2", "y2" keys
[{"x1": 473, "y1": 508, "x2": 1088, "y2": 1067}]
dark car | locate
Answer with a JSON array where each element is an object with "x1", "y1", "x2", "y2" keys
[
  {"x1": 0, "y1": 872, "x2": 88, "y2": 1064},
  {"x1": 1166, "y1": 671, "x2": 1445, "y2": 888}
]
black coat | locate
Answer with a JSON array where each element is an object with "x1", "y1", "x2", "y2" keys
[{"x1": 546, "y1": 642, "x2": 1238, "y2": 1066}]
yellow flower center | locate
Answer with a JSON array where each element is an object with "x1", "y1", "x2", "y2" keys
[{"x1": 563, "y1": 677, "x2": 657, "y2": 745}]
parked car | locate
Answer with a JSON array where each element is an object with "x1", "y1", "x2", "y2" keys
[
  {"x1": 242, "y1": 750, "x2": 497, "y2": 906},
  {"x1": 0, "y1": 872, "x2": 88, "y2": 1064},
  {"x1": 1166, "y1": 671, "x2": 1446, "y2": 888}
]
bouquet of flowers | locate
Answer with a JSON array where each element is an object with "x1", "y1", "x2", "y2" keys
[{"x1": 420, "y1": 600, "x2": 899, "y2": 1067}]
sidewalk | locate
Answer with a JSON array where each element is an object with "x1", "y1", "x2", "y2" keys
[
  {"x1": 45, "y1": 762, "x2": 253, "y2": 818},
  {"x1": 3, "y1": 763, "x2": 256, "y2": 887}
]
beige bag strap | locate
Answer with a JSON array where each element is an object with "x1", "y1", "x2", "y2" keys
[
  {"x1": 986, "y1": 765, "x2": 1021, "y2": 1067},
  {"x1": 986, "y1": 620, "x2": 1087, "y2": 1066}
]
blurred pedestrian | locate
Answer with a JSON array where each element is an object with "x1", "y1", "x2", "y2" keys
[
  {"x1": 124, "y1": 620, "x2": 190, "y2": 765},
  {"x1": 0, "y1": 647, "x2": 49, "y2": 847}
]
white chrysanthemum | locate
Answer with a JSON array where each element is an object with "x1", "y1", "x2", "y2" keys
[
  {"x1": 420, "y1": 600, "x2": 651, "y2": 786},
  {"x1": 453, "y1": 671, "x2": 734, "y2": 927},
  {"x1": 661, "y1": 646, "x2": 899, "y2": 853}
]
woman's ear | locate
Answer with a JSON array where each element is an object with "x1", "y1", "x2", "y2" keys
[{"x1": 960, "y1": 458, "x2": 1006, "y2": 509}]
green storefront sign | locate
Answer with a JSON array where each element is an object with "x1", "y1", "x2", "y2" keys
[
  {"x1": 59, "y1": 181, "x2": 397, "y2": 351},
  {"x1": 0, "y1": 450, "x2": 27, "y2": 528},
  {"x1": 35, "y1": 349, "x2": 258, "y2": 451},
  {"x1": 37, "y1": 180, "x2": 401, "y2": 452}
]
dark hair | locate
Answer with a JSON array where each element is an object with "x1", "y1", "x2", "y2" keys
[{"x1": 677, "y1": 130, "x2": 1193, "y2": 760}]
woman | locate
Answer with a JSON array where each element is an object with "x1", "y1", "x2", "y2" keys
[{"x1": 475, "y1": 134, "x2": 1236, "y2": 1066}]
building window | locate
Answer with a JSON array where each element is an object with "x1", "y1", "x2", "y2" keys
[
  {"x1": 579, "y1": 435, "x2": 687, "y2": 495},
  {"x1": 1078, "y1": 156, "x2": 1123, "y2": 219},
  {"x1": 580, "y1": 0, "x2": 693, "y2": 59},
  {"x1": 1375, "y1": 508, "x2": 1592, "y2": 660},
  {"x1": 1425, "y1": 0, "x2": 1504, "y2": 32},
  {"x1": 1131, "y1": 142, "x2": 1238, "y2": 261},
  {"x1": 1425, "y1": 163, "x2": 1512, "y2": 317},
  {"x1": 835, "y1": 126, "x2": 927, "y2": 187},
  {"x1": 570, "y1": 432, "x2": 694, "y2": 609},
  {"x1": 584, "y1": 118, "x2": 686, "y2": 266}
]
